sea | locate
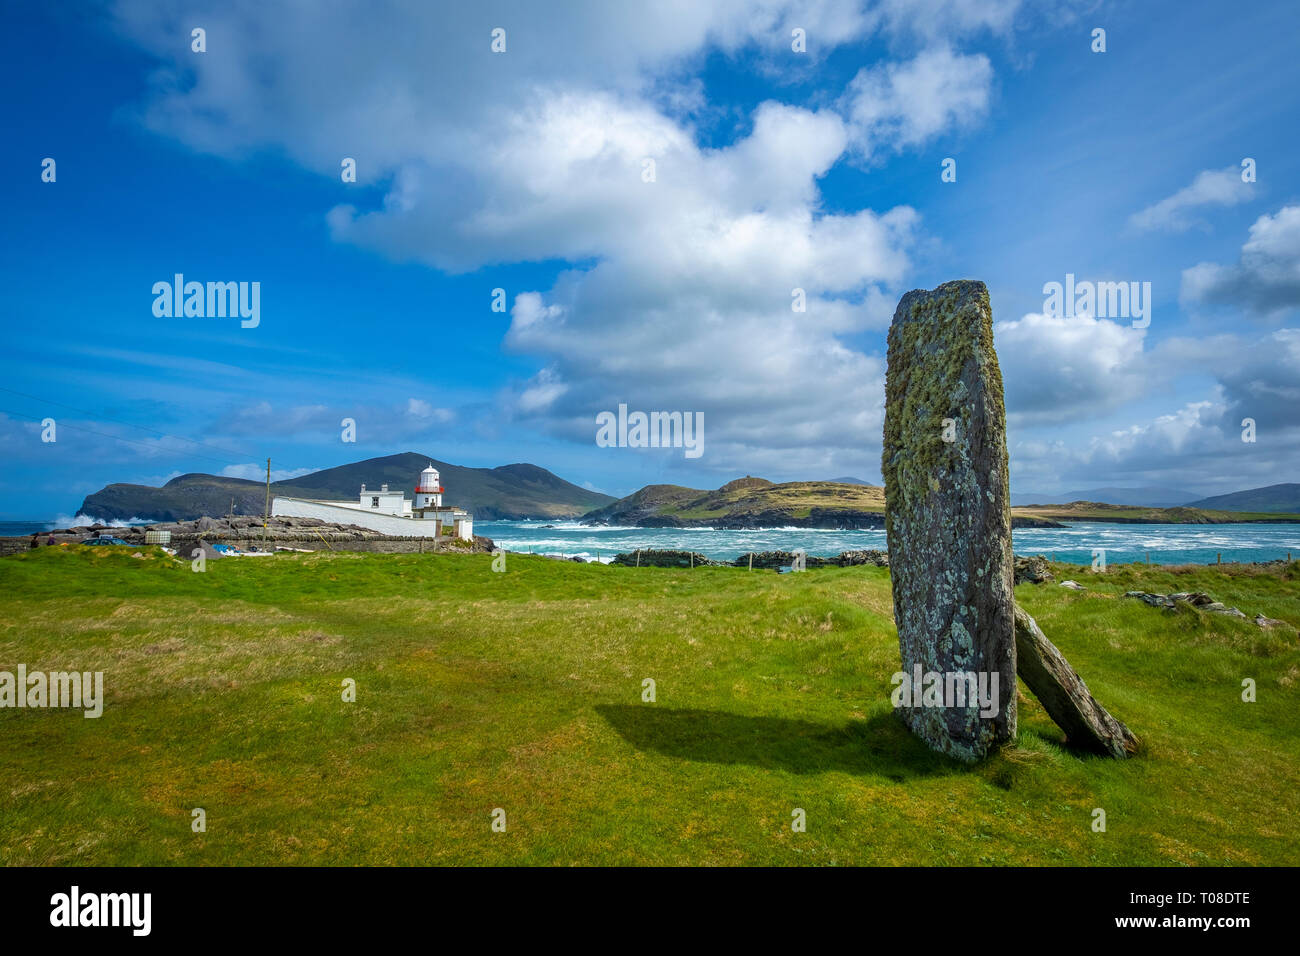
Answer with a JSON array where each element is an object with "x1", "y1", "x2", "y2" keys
[
  {"x1": 3, "y1": 517, "x2": 1297, "y2": 566},
  {"x1": 477, "y1": 520, "x2": 1300, "y2": 567}
]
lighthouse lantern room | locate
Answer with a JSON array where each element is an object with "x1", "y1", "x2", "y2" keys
[{"x1": 414, "y1": 464, "x2": 443, "y2": 510}]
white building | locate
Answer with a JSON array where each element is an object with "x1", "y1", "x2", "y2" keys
[{"x1": 272, "y1": 464, "x2": 474, "y2": 540}]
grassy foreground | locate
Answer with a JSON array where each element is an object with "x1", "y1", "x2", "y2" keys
[{"x1": 1, "y1": 546, "x2": 1297, "y2": 866}]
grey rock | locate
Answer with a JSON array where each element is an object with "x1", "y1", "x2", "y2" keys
[
  {"x1": 1124, "y1": 590, "x2": 1175, "y2": 609},
  {"x1": 1254, "y1": 614, "x2": 1297, "y2": 636},
  {"x1": 1014, "y1": 554, "x2": 1054, "y2": 585},
  {"x1": 1059, "y1": 580, "x2": 1087, "y2": 590},
  {"x1": 837, "y1": 549, "x2": 890, "y2": 567},
  {"x1": 1014, "y1": 606, "x2": 1138, "y2": 758},
  {"x1": 882, "y1": 280, "x2": 1016, "y2": 761}
]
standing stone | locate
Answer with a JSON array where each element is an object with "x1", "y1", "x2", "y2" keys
[{"x1": 882, "y1": 280, "x2": 1016, "y2": 760}]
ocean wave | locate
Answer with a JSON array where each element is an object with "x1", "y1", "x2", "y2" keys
[{"x1": 50, "y1": 513, "x2": 152, "y2": 530}]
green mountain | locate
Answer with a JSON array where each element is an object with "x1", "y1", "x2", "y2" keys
[
  {"x1": 582, "y1": 476, "x2": 1065, "y2": 529},
  {"x1": 1184, "y1": 483, "x2": 1300, "y2": 514},
  {"x1": 79, "y1": 452, "x2": 614, "y2": 522}
]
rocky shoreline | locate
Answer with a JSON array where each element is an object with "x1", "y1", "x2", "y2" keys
[
  {"x1": 0, "y1": 515, "x2": 496, "y2": 557},
  {"x1": 598, "y1": 548, "x2": 1297, "y2": 573}
]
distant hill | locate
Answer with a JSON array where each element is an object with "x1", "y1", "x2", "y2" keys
[
  {"x1": 582, "y1": 477, "x2": 1063, "y2": 529},
  {"x1": 1184, "y1": 483, "x2": 1300, "y2": 514},
  {"x1": 825, "y1": 476, "x2": 874, "y2": 486},
  {"x1": 79, "y1": 452, "x2": 615, "y2": 522},
  {"x1": 1014, "y1": 501, "x2": 1300, "y2": 524},
  {"x1": 1012, "y1": 486, "x2": 1196, "y2": 508}
]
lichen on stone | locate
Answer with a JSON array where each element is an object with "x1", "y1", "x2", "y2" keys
[{"x1": 881, "y1": 280, "x2": 1016, "y2": 761}]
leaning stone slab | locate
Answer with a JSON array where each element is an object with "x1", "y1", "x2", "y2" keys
[
  {"x1": 882, "y1": 280, "x2": 1016, "y2": 761},
  {"x1": 1014, "y1": 606, "x2": 1139, "y2": 758}
]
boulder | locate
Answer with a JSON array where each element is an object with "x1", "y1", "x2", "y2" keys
[
  {"x1": 1014, "y1": 554, "x2": 1054, "y2": 585},
  {"x1": 1169, "y1": 591, "x2": 1214, "y2": 607},
  {"x1": 1124, "y1": 590, "x2": 1175, "y2": 610},
  {"x1": 1254, "y1": 613, "x2": 1297, "y2": 637}
]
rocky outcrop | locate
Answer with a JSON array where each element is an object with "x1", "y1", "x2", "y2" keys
[
  {"x1": 1254, "y1": 613, "x2": 1297, "y2": 636},
  {"x1": 607, "y1": 548, "x2": 889, "y2": 569},
  {"x1": 1124, "y1": 590, "x2": 1295, "y2": 633},
  {"x1": 1014, "y1": 554, "x2": 1054, "y2": 585},
  {"x1": 609, "y1": 549, "x2": 721, "y2": 567}
]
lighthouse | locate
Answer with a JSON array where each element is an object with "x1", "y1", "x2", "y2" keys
[
  {"x1": 414, "y1": 464, "x2": 443, "y2": 510},
  {"x1": 272, "y1": 460, "x2": 473, "y2": 540}
]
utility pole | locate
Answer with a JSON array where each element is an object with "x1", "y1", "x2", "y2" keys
[{"x1": 264, "y1": 457, "x2": 271, "y2": 545}]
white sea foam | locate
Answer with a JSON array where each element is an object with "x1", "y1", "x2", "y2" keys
[{"x1": 50, "y1": 513, "x2": 151, "y2": 530}]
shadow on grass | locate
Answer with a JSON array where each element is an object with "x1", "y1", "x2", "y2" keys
[{"x1": 596, "y1": 704, "x2": 960, "y2": 780}]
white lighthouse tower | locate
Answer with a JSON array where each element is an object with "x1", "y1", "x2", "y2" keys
[
  {"x1": 272, "y1": 460, "x2": 473, "y2": 540},
  {"x1": 414, "y1": 464, "x2": 443, "y2": 510}
]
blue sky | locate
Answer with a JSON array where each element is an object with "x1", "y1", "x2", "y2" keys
[{"x1": 3, "y1": 0, "x2": 1299, "y2": 519}]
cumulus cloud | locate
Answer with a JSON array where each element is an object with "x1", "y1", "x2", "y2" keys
[
  {"x1": 1180, "y1": 205, "x2": 1300, "y2": 316},
  {"x1": 866, "y1": 0, "x2": 1026, "y2": 41},
  {"x1": 994, "y1": 312, "x2": 1149, "y2": 424},
  {"x1": 220, "y1": 464, "x2": 317, "y2": 482},
  {"x1": 106, "y1": 1, "x2": 1023, "y2": 478},
  {"x1": 1128, "y1": 165, "x2": 1255, "y2": 233},
  {"x1": 1007, "y1": 327, "x2": 1300, "y2": 493},
  {"x1": 1158, "y1": 328, "x2": 1300, "y2": 430},
  {"x1": 109, "y1": 2, "x2": 952, "y2": 476},
  {"x1": 841, "y1": 45, "x2": 994, "y2": 161}
]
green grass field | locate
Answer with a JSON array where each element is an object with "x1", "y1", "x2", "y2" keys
[{"x1": 1, "y1": 546, "x2": 1297, "y2": 865}]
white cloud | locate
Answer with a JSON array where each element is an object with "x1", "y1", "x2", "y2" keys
[
  {"x1": 994, "y1": 312, "x2": 1149, "y2": 424},
  {"x1": 220, "y1": 464, "x2": 317, "y2": 482},
  {"x1": 1007, "y1": 327, "x2": 1300, "y2": 493},
  {"x1": 406, "y1": 399, "x2": 454, "y2": 423},
  {"x1": 867, "y1": 0, "x2": 1026, "y2": 42},
  {"x1": 1129, "y1": 166, "x2": 1254, "y2": 233},
  {"x1": 1181, "y1": 205, "x2": 1300, "y2": 316},
  {"x1": 109, "y1": 1, "x2": 1015, "y2": 478},
  {"x1": 841, "y1": 46, "x2": 994, "y2": 161}
]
